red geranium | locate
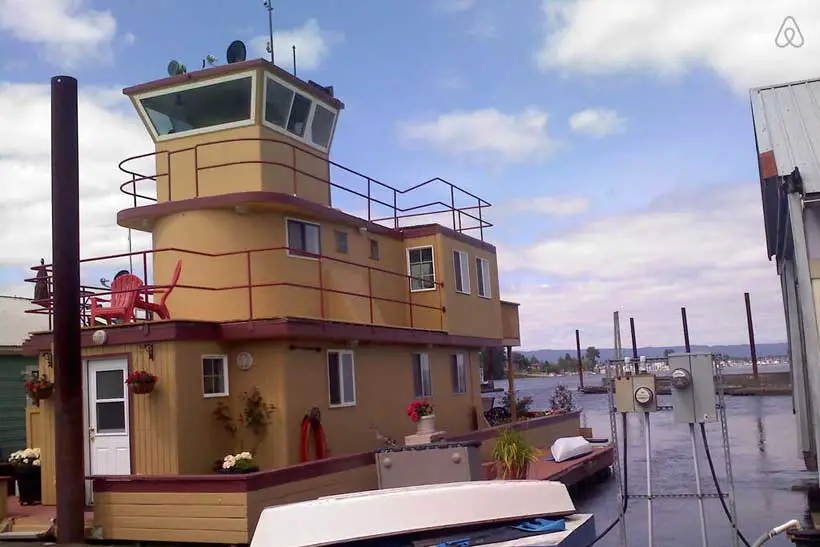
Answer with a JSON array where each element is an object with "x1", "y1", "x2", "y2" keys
[
  {"x1": 406, "y1": 399, "x2": 433, "y2": 423},
  {"x1": 125, "y1": 370, "x2": 157, "y2": 385}
]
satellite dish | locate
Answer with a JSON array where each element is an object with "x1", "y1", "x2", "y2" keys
[
  {"x1": 167, "y1": 60, "x2": 185, "y2": 76},
  {"x1": 226, "y1": 40, "x2": 247, "y2": 64}
]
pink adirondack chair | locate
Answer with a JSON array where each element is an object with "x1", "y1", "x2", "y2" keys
[
  {"x1": 90, "y1": 274, "x2": 143, "y2": 325},
  {"x1": 137, "y1": 260, "x2": 182, "y2": 320}
]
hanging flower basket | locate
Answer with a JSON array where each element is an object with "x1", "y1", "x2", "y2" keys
[
  {"x1": 24, "y1": 373, "x2": 54, "y2": 406},
  {"x1": 126, "y1": 370, "x2": 157, "y2": 395}
]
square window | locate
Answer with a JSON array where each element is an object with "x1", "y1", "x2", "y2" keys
[
  {"x1": 202, "y1": 355, "x2": 229, "y2": 397},
  {"x1": 412, "y1": 353, "x2": 432, "y2": 397},
  {"x1": 287, "y1": 219, "x2": 321, "y2": 257},
  {"x1": 453, "y1": 250, "x2": 471, "y2": 294},
  {"x1": 369, "y1": 239, "x2": 380, "y2": 260},
  {"x1": 408, "y1": 246, "x2": 435, "y2": 291},
  {"x1": 328, "y1": 350, "x2": 356, "y2": 406},
  {"x1": 335, "y1": 230, "x2": 348, "y2": 254}
]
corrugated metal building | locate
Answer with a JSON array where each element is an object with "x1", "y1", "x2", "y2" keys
[
  {"x1": 752, "y1": 78, "x2": 820, "y2": 475},
  {"x1": 0, "y1": 296, "x2": 48, "y2": 457}
]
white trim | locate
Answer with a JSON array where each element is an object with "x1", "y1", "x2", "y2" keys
[
  {"x1": 412, "y1": 352, "x2": 432, "y2": 397},
  {"x1": 134, "y1": 70, "x2": 258, "y2": 142},
  {"x1": 407, "y1": 245, "x2": 437, "y2": 293},
  {"x1": 202, "y1": 354, "x2": 230, "y2": 398},
  {"x1": 261, "y1": 72, "x2": 339, "y2": 153},
  {"x1": 327, "y1": 349, "x2": 357, "y2": 407},
  {"x1": 476, "y1": 257, "x2": 492, "y2": 299},
  {"x1": 285, "y1": 216, "x2": 322, "y2": 260},
  {"x1": 453, "y1": 249, "x2": 471, "y2": 295}
]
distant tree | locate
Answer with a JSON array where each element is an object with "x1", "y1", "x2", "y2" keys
[
  {"x1": 584, "y1": 346, "x2": 600, "y2": 366},
  {"x1": 480, "y1": 347, "x2": 508, "y2": 379},
  {"x1": 663, "y1": 348, "x2": 674, "y2": 358}
]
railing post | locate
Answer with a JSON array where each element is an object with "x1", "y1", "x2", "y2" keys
[
  {"x1": 478, "y1": 199, "x2": 484, "y2": 241},
  {"x1": 246, "y1": 252, "x2": 254, "y2": 322},
  {"x1": 131, "y1": 173, "x2": 137, "y2": 208},
  {"x1": 450, "y1": 186, "x2": 456, "y2": 231},
  {"x1": 393, "y1": 190, "x2": 399, "y2": 229},
  {"x1": 367, "y1": 267, "x2": 374, "y2": 324},
  {"x1": 367, "y1": 178, "x2": 372, "y2": 223},
  {"x1": 167, "y1": 150, "x2": 172, "y2": 202}
]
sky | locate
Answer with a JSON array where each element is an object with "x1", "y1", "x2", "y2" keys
[{"x1": 1, "y1": 0, "x2": 819, "y2": 350}]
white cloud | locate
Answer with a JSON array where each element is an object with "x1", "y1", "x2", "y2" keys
[
  {"x1": 0, "y1": 81, "x2": 153, "y2": 286},
  {"x1": 568, "y1": 108, "x2": 626, "y2": 138},
  {"x1": 250, "y1": 19, "x2": 343, "y2": 72},
  {"x1": 535, "y1": 0, "x2": 820, "y2": 92},
  {"x1": 498, "y1": 182, "x2": 784, "y2": 349},
  {"x1": 502, "y1": 195, "x2": 590, "y2": 217},
  {"x1": 434, "y1": 0, "x2": 477, "y2": 13},
  {"x1": 397, "y1": 108, "x2": 558, "y2": 164},
  {"x1": 0, "y1": 0, "x2": 117, "y2": 69}
]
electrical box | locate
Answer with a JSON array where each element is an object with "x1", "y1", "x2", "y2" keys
[
  {"x1": 614, "y1": 373, "x2": 658, "y2": 413},
  {"x1": 668, "y1": 353, "x2": 717, "y2": 424}
]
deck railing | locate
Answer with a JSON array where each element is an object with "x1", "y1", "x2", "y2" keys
[
  {"x1": 25, "y1": 244, "x2": 445, "y2": 331},
  {"x1": 118, "y1": 137, "x2": 493, "y2": 240}
]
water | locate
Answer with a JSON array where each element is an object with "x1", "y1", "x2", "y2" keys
[{"x1": 508, "y1": 370, "x2": 814, "y2": 547}]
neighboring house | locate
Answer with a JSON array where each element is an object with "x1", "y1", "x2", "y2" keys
[{"x1": 0, "y1": 295, "x2": 47, "y2": 458}]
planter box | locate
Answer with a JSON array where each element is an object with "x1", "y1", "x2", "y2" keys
[{"x1": 15, "y1": 466, "x2": 42, "y2": 505}]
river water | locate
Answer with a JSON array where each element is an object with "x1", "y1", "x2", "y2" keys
[{"x1": 509, "y1": 367, "x2": 814, "y2": 547}]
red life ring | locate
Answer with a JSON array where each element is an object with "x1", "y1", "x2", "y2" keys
[{"x1": 300, "y1": 408, "x2": 328, "y2": 463}]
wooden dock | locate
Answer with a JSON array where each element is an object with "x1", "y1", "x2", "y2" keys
[{"x1": 483, "y1": 445, "x2": 615, "y2": 486}]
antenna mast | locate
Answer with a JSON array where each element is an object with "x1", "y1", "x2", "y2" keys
[{"x1": 263, "y1": 0, "x2": 274, "y2": 64}]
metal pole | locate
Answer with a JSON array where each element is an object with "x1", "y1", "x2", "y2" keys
[
  {"x1": 264, "y1": 0, "x2": 275, "y2": 64},
  {"x1": 292, "y1": 45, "x2": 297, "y2": 76},
  {"x1": 575, "y1": 329, "x2": 584, "y2": 389},
  {"x1": 51, "y1": 75, "x2": 85, "y2": 543},
  {"x1": 506, "y1": 346, "x2": 517, "y2": 422},
  {"x1": 681, "y1": 307, "x2": 691, "y2": 352},
  {"x1": 690, "y1": 422, "x2": 710, "y2": 547},
  {"x1": 629, "y1": 317, "x2": 639, "y2": 373},
  {"x1": 619, "y1": 412, "x2": 628, "y2": 546},
  {"x1": 614, "y1": 311, "x2": 622, "y2": 360},
  {"x1": 745, "y1": 292, "x2": 759, "y2": 379},
  {"x1": 645, "y1": 412, "x2": 654, "y2": 547}
]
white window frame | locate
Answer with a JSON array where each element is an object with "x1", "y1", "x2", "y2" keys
[
  {"x1": 407, "y1": 245, "x2": 437, "y2": 293},
  {"x1": 133, "y1": 71, "x2": 259, "y2": 142},
  {"x1": 412, "y1": 353, "x2": 432, "y2": 398},
  {"x1": 201, "y1": 354, "x2": 230, "y2": 398},
  {"x1": 285, "y1": 217, "x2": 321, "y2": 259},
  {"x1": 453, "y1": 249, "x2": 471, "y2": 295},
  {"x1": 476, "y1": 257, "x2": 492, "y2": 299},
  {"x1": 261, "y1": 73, "x2": 339, "y2": 153},
  {"x1": 327, "y1": 349, "x2": 357, "y2": 408},
  {"x1": 451, "y1": 352, "x2": 467, "y2": 394}
]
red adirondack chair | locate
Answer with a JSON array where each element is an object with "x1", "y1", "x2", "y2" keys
[
  {"x1": 90, "y1": 274, "x2": 143, "y2": 325},
  {"x1": 137, "y1": 260, "x2": 182, "y2": 320}
]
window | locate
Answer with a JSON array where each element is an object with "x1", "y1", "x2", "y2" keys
[
  {"x1": 453, "y1": 250, "x2": 471, "y2": 294},
  {"x1": 328, "y1": 350, "x2": 356, "y2": 406},
  {"x1": 139, "y1": 74, "x2": 255, "y2": 140},
  {"x1": 202, "y1": 355, "x2": 229, "y2": 397},
  {"x1": 369, "y1": 239, "x2": 380, "y2": 260},
  {"x1": 412, "y1": 353, "x2": 432, "y2": 397},
  {"x1": 286, "y1": 218, "x2": 321, "y2": 257},
  {"x1": 451, "y1": 353, "x2": 467, "y2": 393},
  {"x1": 408, "y1": 246, "x2": 436, "y2": 291},
  {"x1": 476, "y1": 257, "x2": 492, "y2": 298},
  {"x1": 335, "y1": 230, "x2": 348, "y2": 254},
  {"x1": 262, "y1": 75, "x2": 338, "y2": 151}
]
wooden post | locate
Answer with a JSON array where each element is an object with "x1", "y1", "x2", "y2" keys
[
  {"x1": 575, "y1": 329, "x2": 584, "y2": 389},
  {"x1": 745, "y1": 292, "x2": 759, "y2": 380},
  {"x1": 506, "y1": 346, "x2": 517, "y2": 422}
]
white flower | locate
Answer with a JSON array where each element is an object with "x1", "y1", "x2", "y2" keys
[
  {"x1": 33, "y1": 459, "x2": 40, "y2": 466},
  {"x1": 236, "y1": 452, "x2": 252, "y2": 461},
  {"x1": 221, "y1": 460, "x2": 233, "y2": 469},
  {"x1": 22, "y1": 458, "x2": 29, "y2": 464}
]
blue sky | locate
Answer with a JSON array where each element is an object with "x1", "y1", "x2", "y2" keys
[{"x1": 2, "y1": 0, "x2": 819, "y2": 348}]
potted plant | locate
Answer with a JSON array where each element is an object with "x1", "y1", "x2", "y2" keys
[
  {"x1": 407, "y1": 399, "x2": 435, "y2": 434},
  {"x1": 9, "y1": 448, "x2": 41, "y2": 505},
  {"x1": 126, "y1": 370, "x2": 158, "y2": 394},
  {"x1": 218, "y1": 451, "x2": 259, "y2": 474},
  {"x1": 491, "y1": 428, "x2": 541, "y2": 480},
  {"x1": 24, "y1": 373, "x2": 53, "y2": 406}
]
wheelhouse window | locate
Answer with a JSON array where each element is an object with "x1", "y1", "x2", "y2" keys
[
  {"x1": 138, "y1": 73, "x2": 255, "y2": 140},
  {"x1": 453, "y1": 249, "x2": 470, "y2": 294},
  {"x1": 335, "y1": 230, "x2": 348, "y2": 254},
  {"x1": 476, "y1": 257, "x2": 492, "y2": 298},
  {"x1": 408, "y1": 246, "x2": 435, "y2": 291},
  {"x1": 263, "y1": 75, "x2": 338, "y2": 151},
  {"x1": 202, "y1": 355, "x2": 229, "y2": 397},
  {"x1": 328, "y1": 350, "x2": 356, "y2": 406},
  {"x1": 286, "y1": 218, "x2": 321, "y2": 257},
  {"x1": 369, "y1": 239, "x2": 380, "y2": 260},
  {"x1": 451, "y1": 353, "x2": 467, "y2": 394},
  {"x1": 412, "y1": 353, "x2": 432, "y2": 397}
]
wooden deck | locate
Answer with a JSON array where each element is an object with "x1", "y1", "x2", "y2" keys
[
  {"x1": 482, "y1": 445, "x2": 615, "y2": 484},
  {"x1": 0, "y1": 497, "x2": 93, "y2": 539}
]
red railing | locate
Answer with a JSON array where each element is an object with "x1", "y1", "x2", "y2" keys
[
  {"x1": 118, "y1": 137, "x2": 493, "y2": 240},
  {"x1": 25, "y1": 245, "x2": 445, "y2": 331}
]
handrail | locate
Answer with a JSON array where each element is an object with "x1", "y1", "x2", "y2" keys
[
  {"x1": 24, "y1": 244, "x2": 446, "y2": 331},
  {"x1": 118, "y1": 136, "x2": 493, "y2": 240}
]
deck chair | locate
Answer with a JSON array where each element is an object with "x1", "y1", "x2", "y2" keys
[
  {"x1": 90, "y1": 274, "x2": 142, "y2": 325},
  {"x1": 138, "y1": 260, "x2": 182, "y2": 320}
]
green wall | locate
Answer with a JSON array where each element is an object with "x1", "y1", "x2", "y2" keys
[{"x1": 0, "y1": 354, "x2": 37, "y2": 458}]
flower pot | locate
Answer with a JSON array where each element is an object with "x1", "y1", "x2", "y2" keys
[
  {"x1": 417, "y1": 414, "x2": 436, "y2": 435},
  {"x1": 496, "y1": 463, "x2": 529, "y2": 480},
  {"x1": 33, "y1": 385, "x2": 53, "y2": 401},
  {"x1": 218, "y1": 466, "x2": 259, "y2": 475},
  {"x1": 14, "y1": 466, "x2": 42, "y2": 505},
  {"x1": 130, "y1": 382, "x2": 155, "y2": 395}
]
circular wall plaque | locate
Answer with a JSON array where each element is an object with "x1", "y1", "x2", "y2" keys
[
  {"x1": 236, "y1": 351, "x2": 254, "y2": 371},
  {"x1": 92, "y1": 330, "x2": 107, "y2": 346}
]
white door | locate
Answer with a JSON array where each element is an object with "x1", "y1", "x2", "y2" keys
[{"x1": 85, "y1": 358, "x2": 131, "y2": 503}]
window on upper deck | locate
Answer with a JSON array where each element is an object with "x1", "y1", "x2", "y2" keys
[
  {"x1": 137, "y1": 73, "x2": 256, "y2": 141},
  {"x1": 263, "y1": 75, "x2": 338, "y2": 152}
]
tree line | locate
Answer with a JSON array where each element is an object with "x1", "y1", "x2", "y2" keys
[{"x1": 480, "y1": 346, "x2": 602, "y2": 379}]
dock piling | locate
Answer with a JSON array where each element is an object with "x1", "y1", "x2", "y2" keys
[
  {"x1": 575, "y1": 329, "x2": 584, "y2": 389},
  {"x1": 745, "y1": 292, "x2": 760, "y2": 380}
]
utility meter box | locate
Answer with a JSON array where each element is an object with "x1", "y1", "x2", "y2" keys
[
  {"x1": 668, "y1": 353, "x2": 717, "y2": 424},
  {"x1": 614, "y1": 374, "x2": 658, "y2": 413}
]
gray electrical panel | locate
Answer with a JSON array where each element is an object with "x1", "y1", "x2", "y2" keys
[{"x1": 668, "y1": 353, "x2": 717, "y2": 424}]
